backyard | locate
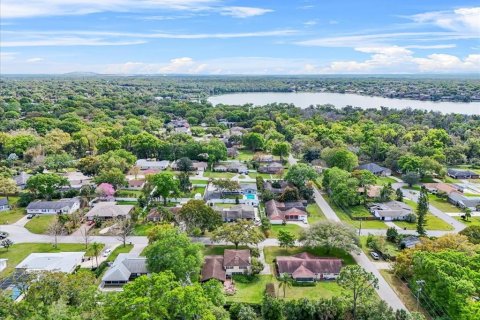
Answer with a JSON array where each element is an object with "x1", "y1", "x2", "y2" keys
[
  {"x1": 24, "y1": 214, "x2": 57, "y2": 234},
  {"x1": 0, "y1": 243, "x2": 104, "y2": 278},
  {"x1": 264, "y1": 246, "x2": 356, "y2": 265}
]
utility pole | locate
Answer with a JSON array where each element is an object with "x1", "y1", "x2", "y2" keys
[{"x1": 415, "y1": 280, "x2": 425, "y2": 311}]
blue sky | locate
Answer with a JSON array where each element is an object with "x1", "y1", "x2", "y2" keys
[{"x1": 1, "y1": 0, "x2": 479, "y2": 74}]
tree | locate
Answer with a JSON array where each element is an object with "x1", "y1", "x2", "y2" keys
[
  {"x1": 201, "y1": 279, "x2": 226, "y2": 307},
  {"x1": 130, "y1": 165, "x2": 141, "y2": 179},
  {"x1": 94, "y1": 168, "x2": 126, "y2": 189},
  {"x1": 398, "y1": 155, "x2": 422, "y2": 174},
  {"x1": 178, "y1": 172, "x2": 191, "y2": 193},
  {"x1": 262, "y1": 296, "x2": 285, "y2": 320},
  {"x1": 1, "y1": 239, "x2": 13, "y2": 251},
  {"x1": 230, "y1": 303, "x2": 258, "y2": 320},
  {"x1": 277, "y1": 186, "x2": 301, "y2": 202},
  {"x1": 278, "y1": 230, "x2": 296, "y2": 248},
  {"x1": 322, "y1": 147, "x2": 358, "y2": 172},
  {"x1": 402, "y1": 172, "x2": 420, "y2": 187},
  {"x1": 176, "y1": 157, "x2": 194, "y2": 172},
  {"x1": 462, "y1": 208, "x2": 472, "y2": 222},
  {"x1": 459, "y1": 225, "x2": 480, "y2": 244},
  {"x1": 144, "y1": 225, "x2": 203, "y2": 282},
  {"x1": 386, "y1": 227, "x2": 399, "y2": 242},
  {"x1": 115, "y1": 218, "x2": 133, "y2": 247},
  {"x1": 272, "y1": 142, "x2": 291, "y2": 161},
  {"x1": 148, "y1": 172, "x2": 179, "y2": 205},
  {"x1": 177, "y1": 200, "x2": 222, "y2": 234},
  {"x1": 48, "y1": 219, "x2": 65, "y2": 248},
  {"x1": 243, "y1": 132, "x2": 265, "y2": 151},
  {"x1": 278, "y1": 273, "x2": 293, "y2": 298},
  {"x1": 354, "y1": 170, "x2": 377, "y2": 204},
  {"x1": 95, "y1": 182, "x2": 115, "y2": 198},
  {"x1": 26, "y1": 173, "x2": 69, "y2": 200},
  {"x1": 0, "y1": 177, "x2": 17, "y2": 199},
  {"x1": 77, "y1": 156, "x2": 101, "y2": 176},
  {"x1": 104, "y1": 271, "x2": 219, "y2": 320},
  {"x1": 211, "y1": 179, "x2": 240, "y2": 197},
  {"x1": 379, "y1": 182, "x2": 394, "y2": 202},
  {"x1": 44, "y1": 152, "x2": 73, "y2": 172},
  {"x1": 212, "y1": 219, "x2": 265, "y2": 249},
  {"x1": 396, "y1": 188, "x2": 403, "y2": 201},
  {"x1": 285, "y1": 164, "x2": 318, "y2": 188},
  {"x1": 90, "y1": 242, "x2": 101, "y2": 268},
  {"x1": 299, "y1": 220, "x2": 359, "y2": 253},
  {"x1": 416, "y1": 187, "x2": 428, "y2": 236},
  {"x1": 79, "y1": 226, "x2": 91, "y2": 249},
  {"x1": 337, "y1": 265, "x2": 379, "y2": 320}
]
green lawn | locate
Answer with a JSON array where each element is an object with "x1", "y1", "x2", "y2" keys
[
  {"x1": 395, "y1": 199, "x2": 454, "y2": 231},
  {"x1": 0, "y1": 207, "x2": 25, "y2": 224},
  {"x1": 454, "y1": 216, "x2": 480, "y2": 227},
  {"x1": 236, "y1": 150, "x2": 255, "y2": 161},
  {"x1": 377, "y1": 176, "x2": 397, "y2": 185},
  {"x1": 203, "y1": 171, "x2": 236, "y2": 179},
  {"x1": 359, "y1": 236, "x2": 399, "y2": 261},
  {"x1": 226, "y1": 274, "x2": 345, "y2": 303},
  {"x1": 264, "y1": 246, "x2": 356, "y2": 265},
  {"x1": 428, "y1": 195, "x2": 461, "y2": 213},
  {"x1": 133, "y1": 223, "x2": 157, "y2": 236},
  {"x1": 24, "y1": 214, "x2": 57, "y2": 234},
  {"x1": 0, "y1": 243, "x2": 104, "y2": 278},
  {"x1": 323, "y1": 194, "x2": 388, "y2": 229},
  {"x1": 107, "y1": 244, "x2": 134, "y2": 262},
  {"x1": 306, "y1": 203, "x2": 326, "y2": 224},
  {"x1": 203, "y1": 245, "x2": 249, "y2": 256},
  {"x1": 248, "y1": 172, "x2": 273, "y2": 179},
  {"x1": 116, "y1": 189, "x2": 143, "y2": 198},
  {"x1": 116, "y1": 200, "x2": 138, "y2": 205},
  {"x1": 190, "y1": 179, "x2": 208, "y2": 185},
  {"x1": 270, "y1": 224, "x2": 304, "y2": 238}
]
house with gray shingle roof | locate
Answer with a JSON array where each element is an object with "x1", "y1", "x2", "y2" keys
[
  {"x1": 357, "y1": 163, "x2": 391, "y2": 176},
  {"x1": 101, "y1": 253, "x2": 148, "y2": 288},
  {"x1": 26, "y1": 198, "x2": 80, "y2": 215},
  {"x1": 0, "y1": 198, "x2": 10, "y2": 212}
]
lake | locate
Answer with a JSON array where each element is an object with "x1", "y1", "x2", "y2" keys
[{"x1": 208, "y1": 92, "x2": 480, "y2": 115}]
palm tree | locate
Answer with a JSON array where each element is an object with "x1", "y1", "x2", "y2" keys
[
  {"x1": 464, "y1": 208, "x2": 472, "y2": 222},
  {"x1": 79, "y1": 185, "x2": 95, "y2": 207},
  {"x1": 91, "y1": 242, "x2": 101, "y2": 268},
  {"x1": 277, "y1": 273, "x2": 293, "y2": 298}
]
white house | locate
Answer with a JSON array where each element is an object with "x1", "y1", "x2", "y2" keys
[
  {"x1": 0, "y1": 198, "x2": 10, "y2": 212},
  {"x1": 26, "y1": 198, "x2": 80, "y2": 215},
  {"x1": 101, "y1": 253, "x2": 148, "y2": 288},
  {"x1": 0, "y1": 259, "x2": 7, "y2": 272},
  {"x1": 369, "y1": 201, "x2": 412, "y2": 221},
  {"x1": 16, "y1": 252, "x2": 85, "y2": 274},
  {"x1": 136, "y1": 159, "x2": 170, "y2": 170}
]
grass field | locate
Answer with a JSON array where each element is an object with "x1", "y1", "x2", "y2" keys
[
  {"x1": 133, "y1": 223, "x2": 157, "y2": 236},
  {"x1": 394, "y1": 199, "x2": 454, "y2": 231},
  {"x1": 270, "y1": 224, "x2": 303, "y2": 238},
  {"x1": 203, "y1": 245, "x2": 249, "y2": 256},
  {"x1": 116, "y1": 189, "x2": 143, "y2": 198},
  {"x1": 0, "y1": 207, "x2": 25, "y2": 224},
  {"x1": 323, "y1": 195, "x2": 388, "y2": 229},
  {"x1": 377, "y1": 176, "x2": 397, "y2": 185},
  {"x1": 236, "y1": 150, "x2": 254, "y2": 161},
  {"x1": 24, "y1": 214, "x2": 57, "y2": 234},
  {"x1": 203, "y1": 171, "x2": 236, "y2": 179},
  {"x1": 454, "y1": 216, "x2": 480, "y2": 227},
  {"x1": 0, "y1": 243, "x2": 105, "y2": 278},
  {"x1": 428, "y1": 195, "x2": 461, "y2": 213},
  {"x1": 190, "y1": 179, "x2": 208, "y2": 185},
  {"x1": 306, "y1": 203, "x2": 326, "y2": 224},
  {"x1": 107, "y1": 244, "x2": 134, "y2": 262},
  {"x1": 248, "y1": 172, "x2": 273, "y2": 179}
]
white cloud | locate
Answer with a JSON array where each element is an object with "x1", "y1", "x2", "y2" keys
[
  {"x1": 413, "y1": 54, "x2": 480, "y2": 72},
  {"x1": 26, "y1": 57, "x2": 44, "y2": 63},
  {"x1": 1, "y1": 37, "x2": 147, "y2": 47},
  {"x1": 0, "y1": 51, "x2": 17, "y2": 61},
  {"x1": 220, "y1": 6, "x2": 273, "y2": 18},
  {"x1": 409, "y1": 7, "x2": 480, "y2": 34},
  {"x1": 303, "y1": 20, "x2": 318, "y2": 26}
]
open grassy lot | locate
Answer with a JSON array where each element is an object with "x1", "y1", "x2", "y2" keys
[
  {"x1": 428, "y1": 194, "x2": 461, "y2": 212},
  {"x1": 0, "y1": 207, "x2": 25, "y2": 224},
  {"x1": 323, "y1": 194, "x2": 388, "y2": 229},
  {"x1": 236, "y1": 150, "x2": 254, "y2": 161},
  {"x1": 380, "y1": 270, "x2": 431, "y2": 319},
  {"x1": 270, "y1": 224, "x2": 303, "y2": 238},
  {"x1": 203, "y1": 171, "x2": 236, "y2": 179},
  {"x1": 306, "y1": 203, "x2": 326, "y2": 224},
  {"x1": 454, "y1": 216, "x2": 480, "y2": 227},
  {"x1": 226, "y1": 274, "x2": 344, "y2": 303},
  {"x1": 377, "y1": 176, "x2": 397, "y2": 185},
  {"x1": 248, "y1": 172, "x2": 274, "y2": 179},
  {"x1": 0, "y1": 243, "x2": 104, "y2": 278},
  {"x1": 264, "y1": 246, "x2": 356, "y2": 265},
  {"x1": 24, "y1": 214, "x2": 57, "y2": 234},
  {"x1": 394, "y1": 199, "x2": 454, "y2": 231},
  {"x1": 107, "y1": 244, "x2": 134, "y2": 262}
]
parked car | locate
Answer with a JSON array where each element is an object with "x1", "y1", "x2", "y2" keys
[
  {"x1": 102, "y1": 248, "x2": 112, "y2": 257},
  {"x1": 370, "y1": 252, "x2": 380, "y2": 260},
  {"x1": 0, "y1": 232, "x2": 8, "y2": 239},
  {"x1": 26, "y1": 214, "x2": 35, "y2": 219}
]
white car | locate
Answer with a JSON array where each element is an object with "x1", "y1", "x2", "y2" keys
[
  {"x1": 370, "y1": 252, "x2": 380, "y2": 260},
  {"x1": 102, "y1": 249, "x2": 112, "y2": 257}
]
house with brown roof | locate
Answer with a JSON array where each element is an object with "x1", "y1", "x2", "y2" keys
[
  {"x1": 423, "y1": 183, "x2": 457, "y2": 195},
  {"x1": 265, "y1": 200, "x2": 308, "y2": 224},
  {"x1": 126, "y1": 179, "x2": 145, "y2": 190},
  {"x1": 276, "y1": 252, "x2": 343, "y2": 282},
  {"x1": 263, "y1": 180, "x2": 291, "y2": 194},
  {"x1": 258, "y1": 162, "x2": 284, "y2": 174},
  {"x1": 201, "y1": 249, "x2": 251, "y2": 282},
  {"x1": 214, "y1": 204, "x2": 255, "y2": 222},
  {"x1": 146, "y1": 206, "x2": 181, "y2": 222}
]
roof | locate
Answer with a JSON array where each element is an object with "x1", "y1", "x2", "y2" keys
[
  {"x1": 401, "y1": 236, "x2": 420, "y2": 248},
  {"x1": 276, "y1": 253, "x2": 342, "y2": 276},
  {"x1": 423, "y1": 183, "x2": 457, "y2": 194},
  {"x1": 26, "y1": 198, "x2": 79, "y2": 210},
  {"x1": 370, "y1": 201, "x2": 412, "y2": 217},
  {"x1": 201, "y1": 255, "x2": 226, "y2": 282},
  {"x1": 0, "y1": 198, "x2": 8, "y2": 206},
  {"x1": 223, "y1": 249, "x2": 251, "y2": 268},
  {"x1": 128, "y1": 179, "x2": 145, "y2": 187},
  {"x1": 448, "y1": 168, "x2": 478, "y2": 176},
  {"x1": 85, "y1": 202, "x2": 134, "y2": 218},
  {"x1": 16, "y1": 252, "x2": 85, "y2": 273},
  {"x1": 221, "y1": 204, "x2": 255, "y2": 220},
  {"x1": 14, "y1": 172, "x2": 31, "y2": 185},
  {"x1": 264, "y1": 181, "x2": 290, "y2": 194},
  {"x1": 136, "y1": 159, "x2": 170, "y2": 168},
  {"x1": 102, "y1": 253, "x2": 148, "y2": 282},
  {"x1": 265, "y1": 200, "x2": 307, "y2": 220},
  {"x1": 357, "y1": 163, "x2": 390, "y2": 174}
]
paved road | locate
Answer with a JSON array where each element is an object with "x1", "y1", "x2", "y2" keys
[{"x1": 313, "y1": 188, "x2": 407, "y2": 311}]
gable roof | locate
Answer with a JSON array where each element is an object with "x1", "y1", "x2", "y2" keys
[
  {"x1": 85, "y1": 202, "x2": 134, "y2": 218},
  {"x1": 26, "y1": 198, "x2": 79, "y2": 210},
  {"x1": 102, "y1": 253, "x2": 148, "y2": 282},
  {"x1": 201, "y1": 255, "x2": 226, "y2": 282},
  {"x1": 265, "y1": 200, "x2": 307, "y2": 220},
  {"x1": 223, "y1": 249, "x2": 251, "y2": 268},
  {"x1": 357, "y1": 163, "x2": 390, "y2": 174},
  {"x1": 221, "y1": 204, "x2": 255, "y2": 220},
  {"x1": 0, "y1": 198, "x2": 9, "y2": 206},
  {"x1": 276, "y1": 253, "x2": 342, "y2": 276}
]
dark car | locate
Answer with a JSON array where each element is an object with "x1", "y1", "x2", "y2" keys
[{"x1": 26, "y1": 214, "x2": 35, "y2": 219}]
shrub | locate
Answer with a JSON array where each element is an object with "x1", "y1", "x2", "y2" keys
[
  {"x1": 250, "y1": 247, "x2": 260, "y2": 258},
  {"x1": 265, "y1": 283, "x2": 276, "y2": 297},
  {"x1": 94, "y1": 261, "x2": 109, "y2": 277}
]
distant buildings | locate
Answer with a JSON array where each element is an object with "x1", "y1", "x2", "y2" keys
[
  {"x1": 136, "y1": 159, "x2": 170, "y2": 170},
  {"x1": 0, "y1": 198, "x2": 10, "y2": 212},
  {"x1": 357, "y1": 163, "x2": 392, "y2": 176},
  {"x1": 447, "y1": 169, "x2": 480, "y2": 179},
  {"x1": 448, "y1": 193, "x2": 480, "y2": 211}
]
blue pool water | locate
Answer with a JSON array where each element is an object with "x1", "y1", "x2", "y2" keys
[{"x1": 245, "y1": 194, "x2": 256, "y2": 200}]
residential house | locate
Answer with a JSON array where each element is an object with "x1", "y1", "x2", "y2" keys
[
  {"x1": 26, "y1": 198, "x2": 80, "y2": 215},
  {"x1": 201, "y1": 249, "x2": 252, "y2": 282},
  {"x1": 263, "y1": 181, "x2": 290, "y2": 195},
  {"x1": 358, "y1": 185, "x2": 382, "y2": 198},
  {"x1": 136, "y1": 159, "x2": 170, "y2": 170},
  {"x1": 101, "y1": 253, "x2": 148, "y2": 287},
  {"x1": 171, "y1": 160, "x2": 208, "y2": 172},
  {"x1": 265, "y1": 200, "x2": 308, "y2": 224},
  {"x1": 258, "y1": 162, "x2": 284, "y2": 174},
  {"x1": 400, "y1": 236, "x2": 421, "y2": 249},
  {"x1": 14, "y1": 171, "x2": 31, "y2": 189},
  {"x1": 0, "y1": 198, "x2": 10, "y2": 212},
  {"x1": 85, "y1": 202, "x2": 134, "y2": 221},
  {"x1": 423, "y1": 183, "x2": 457, "y2": 195},
  {"x1": 254, "y1": 154, "x2": 274, "y2": 163},
  {"x1": 0, "y1": 259, "x2": 7, "y2": 272},
  {"x1": 214, "y1": 162, "x2": 248, "y2": 174},
  {"x1": 447, "y1": 169, "x2": 480, "y2": 179},
  {"x1": 216, "y1": 204, "x2": 255, "y2": 222},
  {"x1": 62, "y1": 171, "x2": 92, "y2": 189},
  {"x1": 126, "y1": 179, "x2": 145, "y2": 190},
  {"x1": 448, "y1": 192, "x2": 480, "y2": 211},
  {"x1": 227, "y1": 147, "x2": 239, "y2": 158},
  {"x1": 368, "y1": 201, "x2": 412, "y2": 221},
  {"x1": 16, "y1": 252, "x2": 85, "y2": 274},
  {"x1": 357, "y1": 163, "x2": 392, "y2": 176},
  {"x1": 276, "y1": 252, "x2": 342, "y2": 282},
  {"x1": 146, "y1": 206, "x2": 181, "y2": 222},
  {"x1": 229, "y1": 126, "x2": 245, "y2": 136}
]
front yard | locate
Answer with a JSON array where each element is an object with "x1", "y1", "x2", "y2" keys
[
  {"x1": 428, "y1": 195, "x2": 461, "y2": 213},
  {"x1": 24, "y1": 214, "x2": 57, "y2": 234},
  {"x1": 454, "y1": 216, "x2": 480, "y2": 227},
  {"x1": 306, "y1": 203, "x2": 326, "y2": 224},
  {"x1": 0, "y1": 243, "x2": 104, "y2": 278},
  {"x1": 393, "y1": 199, "x2": 454, "y2": 231},
  {"x1": 203, "y1": 171, "x2": 236, "y2": 179},
  {"x1": 0, "y1": 208, "x2": 25, "y2": 224},
  {"x1": 269, "y1": 224, "x2": 304, "y2": 238},
  {"x1": 107, "y1": 244, "x2": 134, "y2": 262}
]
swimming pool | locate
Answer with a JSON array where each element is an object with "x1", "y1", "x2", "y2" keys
[{"x1": 245, "y1": 194, "x2": 256, "y2": 200}]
